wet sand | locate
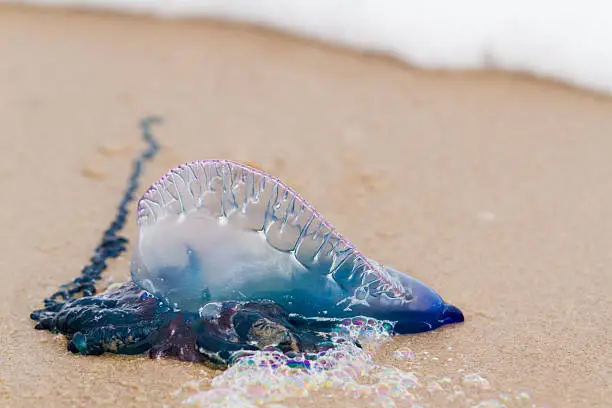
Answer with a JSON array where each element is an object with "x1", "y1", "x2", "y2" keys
[{"x1": 0, "y1": 5, "x2": 611, "y2": 407}]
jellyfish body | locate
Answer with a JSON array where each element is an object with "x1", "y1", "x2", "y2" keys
[{"x1": 131, "y1": 160, "x2": 463, "y2": 334}]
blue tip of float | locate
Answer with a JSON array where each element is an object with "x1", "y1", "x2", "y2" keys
[{"x1": 440, "y1": 303, "x2": 464, "y2": 325}]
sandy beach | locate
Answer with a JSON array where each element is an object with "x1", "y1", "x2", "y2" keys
[{"x1": 0, "y1": 5, "x2": 611, "y2": 407}]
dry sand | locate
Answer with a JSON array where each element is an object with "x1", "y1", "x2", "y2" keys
[{"x1": 0, "y1": 5, "x2": 611, "y2": 407}]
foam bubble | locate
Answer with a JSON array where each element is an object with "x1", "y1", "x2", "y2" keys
[
  {"x1": 184, "y1": 318, "x2": 409, "y2": 406},
  {"x1": 179, "y1": 317, "x2": 540, "y2": 407},
  {"x1": 462, "y1": 373, "x2": 492, "y2": 390},
  {"x1": 392, "y1": 347, "x2": 417, "y2": 361}
]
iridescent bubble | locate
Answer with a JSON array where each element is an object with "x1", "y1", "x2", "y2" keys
[
  {"x1": 462, "y1": 373, "x2": 492, "y2": 390},
  {"x1": 473, "y1": 400, "x2": 507, "y2": 408},
  {"x1": 392, "y1": 347, "x2": 417, "y2": 361}
]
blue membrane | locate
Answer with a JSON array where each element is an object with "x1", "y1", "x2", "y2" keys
[{"x1": 132, "y1": 160, "x2": 463, "y2": 334}]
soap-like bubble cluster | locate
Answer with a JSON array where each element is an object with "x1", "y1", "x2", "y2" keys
[
  {"x1": 392, "y1": 347, "x2": 417, "y2": 361},
  {"x1": 180, "y1": 317, "x2": 542, "y2": 408},
  {"x1": 185, "y1": 340, "x2": 422, "y2": 408},
  {"x1": 331, "y1": 316, "x2": 394, "y2": 348},
  {"x1": 183, "y1": 318, "x2": 414, "y2": 407}
]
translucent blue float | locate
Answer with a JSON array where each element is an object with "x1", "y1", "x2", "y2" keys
[{"x1": 132, "y1": 160, "x2": 463, "y2": 334}]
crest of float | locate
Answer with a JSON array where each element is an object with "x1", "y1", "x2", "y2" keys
[{"x1": 132, "y1": 160, "x2": 463, "y2": 334}]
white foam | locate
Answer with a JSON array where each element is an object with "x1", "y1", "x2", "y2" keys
[
  {"x1": 176, "y1": 336, "x2": 537, "y2": 407},
  {"x1": 10, "y1": 0, "x2": 612, "y2": 94}
]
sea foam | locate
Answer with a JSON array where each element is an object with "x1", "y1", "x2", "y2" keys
[{"x1": 9, "y1": 0, "x2": 612, "y2": 95}]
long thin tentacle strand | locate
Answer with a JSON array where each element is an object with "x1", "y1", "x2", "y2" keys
[{"x1": 31, "y1": 117, "x2": 161, "y2": 321}]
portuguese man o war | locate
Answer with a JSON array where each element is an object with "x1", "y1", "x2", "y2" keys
[
  {"x1": 133, "y1": 159, "x2": 463, "y2": 334},
  {"x1": 31, "y1": 117, "x2": 463, "y2": 369}
]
